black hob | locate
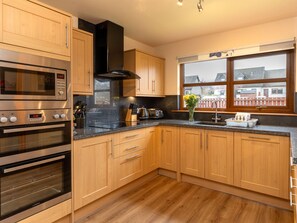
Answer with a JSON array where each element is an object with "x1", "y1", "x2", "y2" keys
[{"x1": 89, "y1": 121, "x2": 140, "y2": 129}]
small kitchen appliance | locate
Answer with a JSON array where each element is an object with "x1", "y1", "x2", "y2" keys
[{"x1": 148, "y1": 108, "x2": 164, "y2": 119}]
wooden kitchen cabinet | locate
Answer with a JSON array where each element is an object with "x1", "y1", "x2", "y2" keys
[
  {"x1": 123, "y1": 49, "x2": 165, "y2": 97},
  {"x1": 73, "y1": 135, "x2": 113, "y2": 210},
  {"x1": 113, "y1": 150, "x2": 145, "y2": 188},
  {"x1": 180, "y1": 128, "x2": 233, "y2": 185},
  {"x1": 113, "y1": 128, "x2": 146, "y2": 188},
  {"x1": 180, "y1": 128, "x2": 204, "y2": 178},
  {"x1": 234, "y1": 132, "x2": 289, "y2": 199},
  {"x1": 72, "y1": 28, "x2": 93, "y2": 95},
  {"x1": 144, "y1": 127, "x2": 159, "y2": 174},
  {"x1": 159, "y1": 126, "x2": 178, "y2": 171},
  {"x1": 0, "y1": 0, "x2": 71, "y2": 58},
  {"x1": 205, "y1": 130, "x2": 234, "y2": 185}
]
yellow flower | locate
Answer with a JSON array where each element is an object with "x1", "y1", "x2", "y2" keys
[{"x1": 184, "y1": 94, "x2": 200, "y2": 109}]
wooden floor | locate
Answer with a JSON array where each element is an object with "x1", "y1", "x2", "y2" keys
[{"x1": 82, "y1": 176, "x2": 293, "y2": 223}]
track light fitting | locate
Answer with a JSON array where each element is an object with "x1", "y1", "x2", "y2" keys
[{"x1": 177, "y1": 0, "x2": 204, "y2": 12}]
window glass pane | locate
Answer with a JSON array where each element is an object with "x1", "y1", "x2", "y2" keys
[
  {"x1": 94, "y1": 79, "x2": 110, "y2": 90},
  {"x1": 94, "y1": 91, "x2": 110, "y2": 105},
  {"x1": 234, "y1": 82, "x2": 286, "y2": 106},
  {"x1": 234, "y1": 54, "x2": 286, "y2": 81},
  {"x1": 184, "y1": 85, "x2": 226, "y2": 108},
  {"x1": 184, "y1": 59, "x2": 227, "y2": 83}
]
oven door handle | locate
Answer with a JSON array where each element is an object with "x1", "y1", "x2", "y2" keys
[
  {"x1": 3, "y1": 124, "x2": 66, "y2": 134},
  {"x1": 3, "y1": 155, "x2": 65, "y2": 174}
]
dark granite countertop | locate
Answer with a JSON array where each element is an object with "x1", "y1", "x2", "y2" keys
[{"x1": 74, "y1": 119, "x2": 297, "y2": 164}]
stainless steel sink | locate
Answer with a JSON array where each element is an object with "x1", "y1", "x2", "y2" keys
[{"x1": 195, "y1": 121, "x2": 226, "y2": 126}]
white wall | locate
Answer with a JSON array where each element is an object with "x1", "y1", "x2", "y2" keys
[
  {"x1": 156, "y1": 17, "x2": 297, "y2": 95},
  {"x1": 124, "y1": 36, "x2": 158, "y2": 56}
]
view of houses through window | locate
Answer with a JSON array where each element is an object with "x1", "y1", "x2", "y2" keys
[{"x1": 181, "y1": 51, "x2": 293, "y2": 112}]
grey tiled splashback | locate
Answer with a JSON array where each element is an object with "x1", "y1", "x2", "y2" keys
[{"x1": 74, "y1": 82, "x2": 297, "y2": 127}]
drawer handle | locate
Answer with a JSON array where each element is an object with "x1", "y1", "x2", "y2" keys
[
  {"x1": 248, "y1": 136, "x2": 270, "y2": 141},
  {"x1": 290, "y1": 191, "x2": 296, "y2": 206},
  {"x1": 125, "y1": 146, "x2": 139, "y2": 151},
  {"x1": 290, "y1": 176, "x2": 297, "y2": 188},
  {"x1": 121, "y1": 155, "x2": 141, "y2": 164},
  {"x1": 125, "y1": 134, "x2": 138, "y2": 139}
]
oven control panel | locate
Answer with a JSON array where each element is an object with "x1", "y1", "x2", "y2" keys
[{"x1": 0, "y1": 109, "x2": 71, "y2": 126}]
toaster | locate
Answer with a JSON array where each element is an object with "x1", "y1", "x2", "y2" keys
[{"x1": 148, "y1": 108, "x2": 164, "y2": 119}]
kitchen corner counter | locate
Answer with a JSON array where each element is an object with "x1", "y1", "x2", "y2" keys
[{"x1": 73, "y1": 119, "x2": 297, "y2": 164}]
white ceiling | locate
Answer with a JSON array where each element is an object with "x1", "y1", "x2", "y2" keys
[{"x1": 40, "y1": 0, "x2": 297, "y2": 46}]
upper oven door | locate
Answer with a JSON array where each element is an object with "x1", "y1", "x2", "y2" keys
[
  {"x1": 0, "y1": 61, "x2": 67, "y2": 101},
  {"x1": 0, "y1": 121, "x2": 71, "y2": 164}
]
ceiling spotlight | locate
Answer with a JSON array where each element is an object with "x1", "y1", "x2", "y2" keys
[
  {"x1": 177, "y1": 0, "x2": 183, "y2": 6},
  {"x1": 197, "y1": 0, "x2": 203, "y2": 12}
]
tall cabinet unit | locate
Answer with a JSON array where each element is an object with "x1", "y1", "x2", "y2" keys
[
  {"x1": 234, "y1": 132, "x2": 289, "y2": 199},
  {"x1": 72, "y1": 28, "x2": 93, "y2": 95},
  {"x1": 0, "y1": 0, "x2": 71, "y2": 59},
  {"x1": 123, "y1": 49, "x2": 165, "y2": 97}
]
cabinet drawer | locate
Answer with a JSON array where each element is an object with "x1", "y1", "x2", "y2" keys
[
  {"x1": 113, "y1": 138, "x2": 146, "y2": 158},
  {"x1": 114, "y1": 129, "x2": 146, "y2": 145},
  {"x1": 113, "y1": 150, "x2": 144, "y2": 188},
  {"x1": 238, "y1": 133, "x2": 281, "y2": 143}
]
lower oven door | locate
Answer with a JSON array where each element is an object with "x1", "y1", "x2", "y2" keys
[{"x1": 0, "y1": 151, "x2": 71, "y2": 223}]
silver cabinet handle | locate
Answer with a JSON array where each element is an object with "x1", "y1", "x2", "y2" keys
[
  {"x1": 4, "y1": 155, "x2": 65, "y2": 173},
  {"x1": 125, "y1": 134, "x2": 138, "y2": 139},
  {"x1": 200, "y1": 132, "x2": 202, "y2": 149},
  {"x1": 65, "y1": 24, "x2": 69, "y2": 48},
  {"x1": 3, "y1": 124, "x2": 65, "y2": 134},
  {"x1": 121, "y1": 155, "x2": 141, "y2": 164},
  {"x1": 248, "y1": 136, "x2": 270, "y2": 141},
  {"x1": 206, "y1": 133, "x2": 208, "y2": 150},
  {"x1": 88, "y1": 69, "x2": 91, "y2": 87},
  {"x1": 110, "y1": 139, "x2": 114, "y2": 157},
  {"x1": 125, "y1": 146, "x2": 138, "y2": 151}
]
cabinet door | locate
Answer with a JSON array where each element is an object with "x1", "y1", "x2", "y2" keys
[
  {"x1": 150, "y1": 57, "x2": 164, "y2": 96},
  {"x1": 74, "y1": 135, "x2": 112, "y2": 210},
  {"x1": 136, "y1": 51, "x2": 150, "y2": 95},
  {"x1": 114, "y1": 150, "x2": 144, "y2": 188},
  {"x1": 144, "y1": 127, "x2": 158, "y2": 174},
  {"x1": 205, "y1": 130, "x2": 234, "y2": 185},
  {"x1": 234, "y1": 133, "x2": 289, "y2": 199},
  {"x1": 159, "y1": 127, "x2": 178, "y2": 171},
  {"x1": 180, "y1": 128, "x2": 204, "y2": 178},
  {"x1": 1, "y1": 0, "x2": 71, "y2": 57},
  {"x1": 72, "y1": 28, "x2": 93, "y2": 95}
]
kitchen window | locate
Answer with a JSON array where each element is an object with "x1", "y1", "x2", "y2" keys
[{"x1": 180, "y1": 50, "x2": 294, "y2": 113}]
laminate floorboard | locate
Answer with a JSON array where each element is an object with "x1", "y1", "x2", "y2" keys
[{"x1": 81, "y1": 176, "x2": 293, "y2": 223}]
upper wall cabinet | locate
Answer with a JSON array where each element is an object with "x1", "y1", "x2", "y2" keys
[
  {"x1": 72, "y1": 28, "x2": 93, "y2": 95},
  {"x1": 123, "y1": 49, "x2": 165, "y2": 97},
  {"x1": 0, "y1": 0, "x2": 71, "y2": 59}
]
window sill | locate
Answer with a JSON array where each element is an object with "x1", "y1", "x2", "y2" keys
[{"x1": 171, "y1": 109, "x2": 297, "y2": 117}]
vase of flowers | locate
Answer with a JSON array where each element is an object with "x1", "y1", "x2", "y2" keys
[{"x1": 183, "y1": 94, "x2": 200, "y2": 122}]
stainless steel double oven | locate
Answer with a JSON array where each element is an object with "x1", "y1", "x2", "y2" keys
[{"x1": 0, "y1": 49, "x2": 71, "y2": 223}]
